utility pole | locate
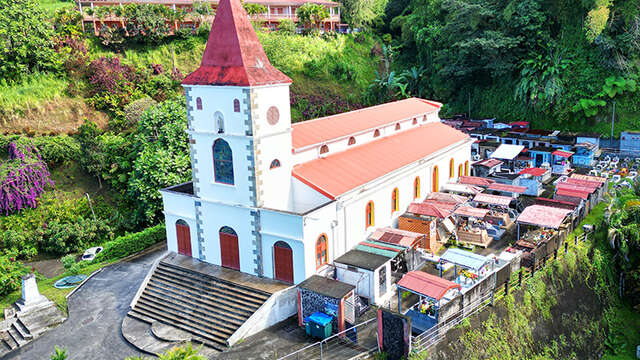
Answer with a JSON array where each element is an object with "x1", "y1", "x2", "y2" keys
[{"x1": 611, "y1": 100, "x2": 616, "y2": 141}]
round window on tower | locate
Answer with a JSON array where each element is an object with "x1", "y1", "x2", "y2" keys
[{"x1": 267, "y1": 106, "x2": 280, "y2": 125}]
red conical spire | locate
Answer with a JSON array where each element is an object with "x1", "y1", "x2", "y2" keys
[{"x1": 182, "y1": 0, "x2": 292, "y2": 86}]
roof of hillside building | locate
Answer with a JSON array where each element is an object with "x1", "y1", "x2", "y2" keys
[
  {"x1": 488, "y1": 183, "x2": 527, "y2": 194},
  {"x1": 407, "y1": 201, "x2": 456, "y2": 218},
  {"x1": 564, "y1": 177, "x2": 602, "y2": 188},
  {"x1": 299, "y1": 275, "x2": 355, "y2": 299},
  {"x1": 517, "y1": 205, "x2": 571, "y2": 228},
  {"x1": 291, "y1": 122, "x2": 468, "y2": 199},
  {"x1": 519, "y1": 167, "x2": 548, "y2": 177},
  {"x1": 453, "y1": 206, "x2": 490, "y2": 218},
  {"x1": 291, "y1": 98, "x2": 441, "y2": 150},
  {"x1": 182, "y1": 0, "x2": 291, "y2": 86},
  {"x1": 426, "y1": 192, "x2": 468, "y2": 204},
  {"x1": 473, "y1": 193, "x2": 513, "y2": 207},
  {"x1": 556, "y1": 182, "x2": 597, "y2": 193},
  {"x1": 397, "y1": 271, "x2": 461, "y2": 301},
  {"x1": 490, "y1": 144, "x2": 525, "y2": 160},
  {"x1": 473, "y1": 158, "x2": 503, "y2": 168},
  {"x1": 369, "y1": 227, "x2": 424, "y2": 248},
  {"x1": 458, "y1": 176, "x2": 495, "y2": 187},
  {"x1": 334, "y1": 249, "x2": 390, "y2": 271},
  {"x1": 570, "y1": 174, "x2": 607, "y2": 183}
]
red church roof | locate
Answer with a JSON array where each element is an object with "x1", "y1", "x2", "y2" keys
[
  {"x1": 291, "y1": 98, "x2": 441, "y2": 150},
  {"x1": 182, "y1": 0, "x2": 291, "y2": 86},
  {"x1": 292, "y1": 122, "x2": 468, "y2": 199}
]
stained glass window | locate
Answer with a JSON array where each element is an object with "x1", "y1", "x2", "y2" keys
[{"x1": 213, "y1": 139, "x2": 234, "y2": 184}]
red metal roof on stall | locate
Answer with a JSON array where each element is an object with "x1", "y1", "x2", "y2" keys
[
  {"x1": 535, "y1": 197, "x2": 577, "y2": 210},
  {"x1": 426, "y1": 192, "x2": 468, "y2": 204},
  {"x1": 369, "y1": 227, "x2": 424, "y2": 248},
  {"x1": 488, "y1": 183, "x2": 527, "y2": 194},
  {"x1": 570, "y1": 174, "x2": 607, "y2": 183},
  {"x1": 565, "y1": 177, "x2": 602, "y2": 189},
  {"x1": 473, "y1": 158, "x2": 503, "y2": 168},
  {"x1": 397, "y1": 271, "x2": 461, "y2": 301},
  {"x1": 510, "y1": 121, "x2": 529, "y2": 127},
  {"x1": 453, "y1": 206, "x2": 490, "y2": 218},
  {"x1": 552, "y1": 150, "x2": 574, "y2": 158},
  {"x1": 556, "y1": 188, "x2": 589, "y2": 200},
  {"x1": 556, "y1": 182, "x2": 597, "y2": 194},
  {"x1": 407, "y1": 201, "x2": 455, "y2": 218},
  {"x1": 473, "y1": 193, "x2": 513, "y2": 207},
  {"x1": 291, "y1": 98, "x2": 442, "y2": 150},
  {"x1": 291, "y1": 123, "x2": 468, "y2": 199},
  {"x1": 516, "y1": 205, "x2": 571, "y2": 229},
  {"x1": 182, "y1": 0, "x2": 292, "y2": 86},
  {"x1": 519, "y1": 167, "x2": 547, "y2": 177},
  {"x1": 458, "y1": 176, "x2": 495, "y2": 187}
]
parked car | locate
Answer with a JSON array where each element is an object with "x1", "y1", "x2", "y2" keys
[{"x1": 81, "y1": 246, "x2": 103, "y2": 261}]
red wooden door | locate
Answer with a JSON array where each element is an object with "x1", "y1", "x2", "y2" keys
[
  {"x1": 274, "y1": 242, "x2": 294, "y2": 284},
  {"x1": 176, "y1": 222, "x2": 192, "y2": 257},
  {"x1": 220, "y1": 232, "x2": 240, "y2": 270}
]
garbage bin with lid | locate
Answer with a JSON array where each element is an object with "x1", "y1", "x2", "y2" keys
[{"x1": 304, "y1": 311, "x2": 333, "y2": 339}]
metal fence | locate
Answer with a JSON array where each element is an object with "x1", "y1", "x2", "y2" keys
[
  {"x1": 410, "y1": 292, "x2": 494, "y2": 353},
  {"x1": 278, "y1": 318, "x2": 378, "y2": 360}
]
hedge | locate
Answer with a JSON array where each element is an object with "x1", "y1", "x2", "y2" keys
[{"x1": 94, "y1": 223, "x2": 165, "y2": 262}]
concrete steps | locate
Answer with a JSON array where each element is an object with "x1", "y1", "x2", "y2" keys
[{"x1": 127, "y1": 260, "x2": 273, "y2": 352}]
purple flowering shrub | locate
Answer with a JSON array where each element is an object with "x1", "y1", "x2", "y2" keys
[{"x1": 0, "y1": 141, "x2": 54, "y2": 215}]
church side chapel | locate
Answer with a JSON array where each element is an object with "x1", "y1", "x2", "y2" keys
[{"x1": 160, "y1": 0, "x2": 473, "y2": 287}]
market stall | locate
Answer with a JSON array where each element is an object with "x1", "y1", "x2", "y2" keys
[
  {"x1": 472, "y1": 193, "x2": 517, "y2": 228},
  {"x1": 439, "y1": 248, "x2": 494, "y2": 289},
  {"x1": 452, "y1": 206, "x2": 492, "y2": 247}
]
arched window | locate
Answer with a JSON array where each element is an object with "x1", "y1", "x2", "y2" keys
[
  {"x1": 391, "y1": 188, "x2": 399, "y2": 213},
  {"x1": 220, "y1": 226, "x2": 237, "y2": 235},
  {"x1": 449, "y1": 158, "x2": 455, "y2": 178},
  {"x1": 348, "y1": 137, "x2": 356, "y2": 145},
  {"x1": 395, "y1": 123, "x2": 401, "y2": 131},
  {"x1": 270, "y1": 159, "x2": 281, "y2": 169},
  {"x1": 412, "y1": 118, "x2": 417, "y2": 125},
  {"x1": 320, "y1": 145, "x2": 329, "y2": 154},
  {"x1": 414, "y1": 177, "x2": 420, "y2": 199},
  {"x1": 213, "y1": 139, "x2": 234, "y2": 184},
  {"x1": 464, "y1": 160, "x2": 469, "y2": 176},
  {"x1": 423, "y1": 115, "x2": 427, "y2": 122},
  {"x1": 458, "y1": 164, "x2": 463, "y2": 177},
  {"x1": 316, "y1": 234, "x2": 328, "y2": 269},
  {"x1": 373, "y1": 129, "x2": 380, "y2": 138},
  {"x1": 365, "y1": 201, "x2": 374, "y2": 228},
  {"x1": 432, "y1": 166, "x2": 439, "y2": 192},
  {"x1": 196, "y1": 97, "x2": 203, "y2": 110},
  {"x1": 215, "y1": 111, "x2": 224, "y2": 134},
  {"x1": 233, "y1": 99, "x2": 240, "y2": 112}
]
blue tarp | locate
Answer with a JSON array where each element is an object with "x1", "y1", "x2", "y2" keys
[
  {"x1": 440, "y1": 248, "x2": 489, "y2": 271},
  {"x1": 305, "y1": 312, "x2": 333, "y2": 326}
]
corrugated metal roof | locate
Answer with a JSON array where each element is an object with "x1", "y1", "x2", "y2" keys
[
  {"x1": 473, "y1": 158, "x2": 503, "y2": 168},
  {"x1": 564, "y1": 177, "x2": 601, "y2": 189},
  {"x1": 441, "y1": 183, "x2": 484, "y2": 195},
  {"x1": 490, "y1": 144, "x2": 525, "y2": 160},
  {"x1": 556, "y1": 182, "x2": 597, "y2": 194},
  {"x1": 458, "y1": 176, "x2": 495, "y2": 187},
  {"x1": 182, "y1": 0, "x2": 292, "y2": 86},
  {"x1": 291, "y1": 98, "x2": 441, "y2": 150},
  {"x1": 552, "y1": 150, "x2": 574, "y2": 158},
  {"x1": 488, "y1": 183, "x2": 527, "y2": 194},
  {"x1": 334, "y1": 249, "x2": 390, "y2": 271},
  {"x1": 453, "y1": 206, "x2": 490, "y2": 218},
  {"x1": 556, "y1": 188, "x2": 589, "y2": 200},
  {"x1": 519, "y1": 167, "x2": 548, "y2": 177},
  {"x1": 570, "y1": 174, "x2": 607, "y2": 183},
  {"x1": 292, "y1": 123, "x2": 469, "y2": 199},
  {"x1": 440, "y1": 248, "x2": 489, "y2": 270},
  {"x1": 355, "y1": 244, "x2": 398, "y2": 258},
  {"x1": 426, "y1": 192, "x2": 468, "y2": 204},
  {"x1": 516, "y1": 205, "x2": 571, "y2": 228},
  {"x1": 397, "y1": 271, "x2": 460, "y2": 300},
  {"x1": 369, "y1": 227, "x2": 423, "y2": 248},
  {"x1": 407, "y1": 201, "x2": 455, "y2": 218},
  {"x1": 473, "y1": 193, "x2": 513, "y2": 207}
]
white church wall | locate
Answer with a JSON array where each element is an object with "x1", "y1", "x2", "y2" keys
[
  {"x1": 289, "y1": 177, "x2": 331, "y2": 214},
  {"x1": 199, "y1": 200, "x2": 257, "y2": 275},
  {"x1": 161, "y1": 190, "x2": 197, "y2": 254},
  {"x1": 301, "y1": 201, "x2": 338, "y2": 279},
  {"x1": 186, "y1": 85, "x2": 247, "y2": 136},
  {"x1": 256, "y1": 133, "x2": 292, "y2": 210},
  {"x1": 163, "y1": 213, "x2": 198, "y2": 255},
  {"x1": 260, "y1": 209, "x2": 305, "y2": 283}
]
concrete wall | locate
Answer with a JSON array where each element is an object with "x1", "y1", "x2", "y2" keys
[
  {"x1": 227, "y1": 285, "x2": 298, "y2": 346},
  {"x1": 161, "y1": 191, "x2": 197, "y2": 255},
  {"x1": 261, "y1": 209, "x2": 306, "y2": 284}
]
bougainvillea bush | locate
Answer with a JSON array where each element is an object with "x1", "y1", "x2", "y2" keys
[{"x1": 0, "y1": 140, "x2": 54, "y2": 215}]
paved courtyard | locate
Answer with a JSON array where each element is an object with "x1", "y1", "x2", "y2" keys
[{"x1": 3, "y1": 248, "x2": 166, "y2": 360}]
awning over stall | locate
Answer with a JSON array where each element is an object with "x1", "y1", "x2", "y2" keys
[
  {"x1": 426, "y1": 192, "x2": 468, "y2": 204},
  {"x1": 407, "y1": 201, "x2": 455, "y2": 218},
  {"x1": 488, "y1": 183, "x2": 527, "y2": 194},
  {"x1": 458, "y1": 176, "x2": 495, "y2": 187},
  {"x1": 516, "y1": 205, "x2": 571, "y2": 229},
  {"x1": 440, "y1": 248, "x2": 490, "y2": 272},
  {"x1": 369, "y1": 227, "x2": 424, "y2": 248},
  {"x1": 453, "y1": 206, "x2": 490, "y2": 218},
  {"x1": 397, "y1": 271, "x2": 461, "y2": 301},
  {"x1": 473, "y1": 193, "x2": 513, "y2": 207}
]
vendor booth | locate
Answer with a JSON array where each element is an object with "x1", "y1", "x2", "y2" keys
[
  {"x1": 439, "y1": 248, "x2": 494, "y2": 290},
  {"x1": 396, "y1": 271, "x2": 461, "y2": 334}
]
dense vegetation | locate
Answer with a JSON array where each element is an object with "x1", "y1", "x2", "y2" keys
[{"x1": 381, "y1": 0, "x2": 640, "y2": 134}]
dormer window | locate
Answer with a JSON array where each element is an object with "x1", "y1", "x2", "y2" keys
[
  {"x1": 215, "y1": 112, "x2": 224, "y2": 134},
  {"x1": 348, "y1": 137, "x2": 356, "y2": 146},
  {"x1": 233, "y1": 99, "x2": 240, "y2": 112},
  {"x1": 196, "y1": 97, "x2": 203, "y2": 110}
]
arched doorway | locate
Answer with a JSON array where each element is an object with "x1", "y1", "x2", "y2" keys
[
  {"x1": 432, "y1": 166, "x2": 439, "y2": 192},
  {"x1": 219, "y1": 226, "x2": 240, "y2": 270},
  {"x1": 175, "y1": 220, "x2": 192, "y2": 257},
  {"x1": 274, "y1": 241, "x2": 293, "y2": 284}
]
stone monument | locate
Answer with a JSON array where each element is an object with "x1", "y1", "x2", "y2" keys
[{"x1": 15, "y1": 274, "x2": 52, "y2": 312}]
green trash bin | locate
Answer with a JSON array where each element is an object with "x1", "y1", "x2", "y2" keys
[{"x1": 304, "y1": 312, "x2": 333, "y2": 339}]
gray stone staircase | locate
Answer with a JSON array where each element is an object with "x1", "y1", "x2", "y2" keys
[
  {"x1": 127, "y1": 260, "x2": 272, "y2": 352},
  {"x1": 0, "y1": 303, "x2": 65, "y2": 357}
]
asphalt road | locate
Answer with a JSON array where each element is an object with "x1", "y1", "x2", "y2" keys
[{"x1": 3, "y1": 248, "x2": 167, "y2": 360}]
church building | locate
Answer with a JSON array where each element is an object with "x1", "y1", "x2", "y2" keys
[{"x1": 160, "y1": 0, "x2": 472, "y2": 285}]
